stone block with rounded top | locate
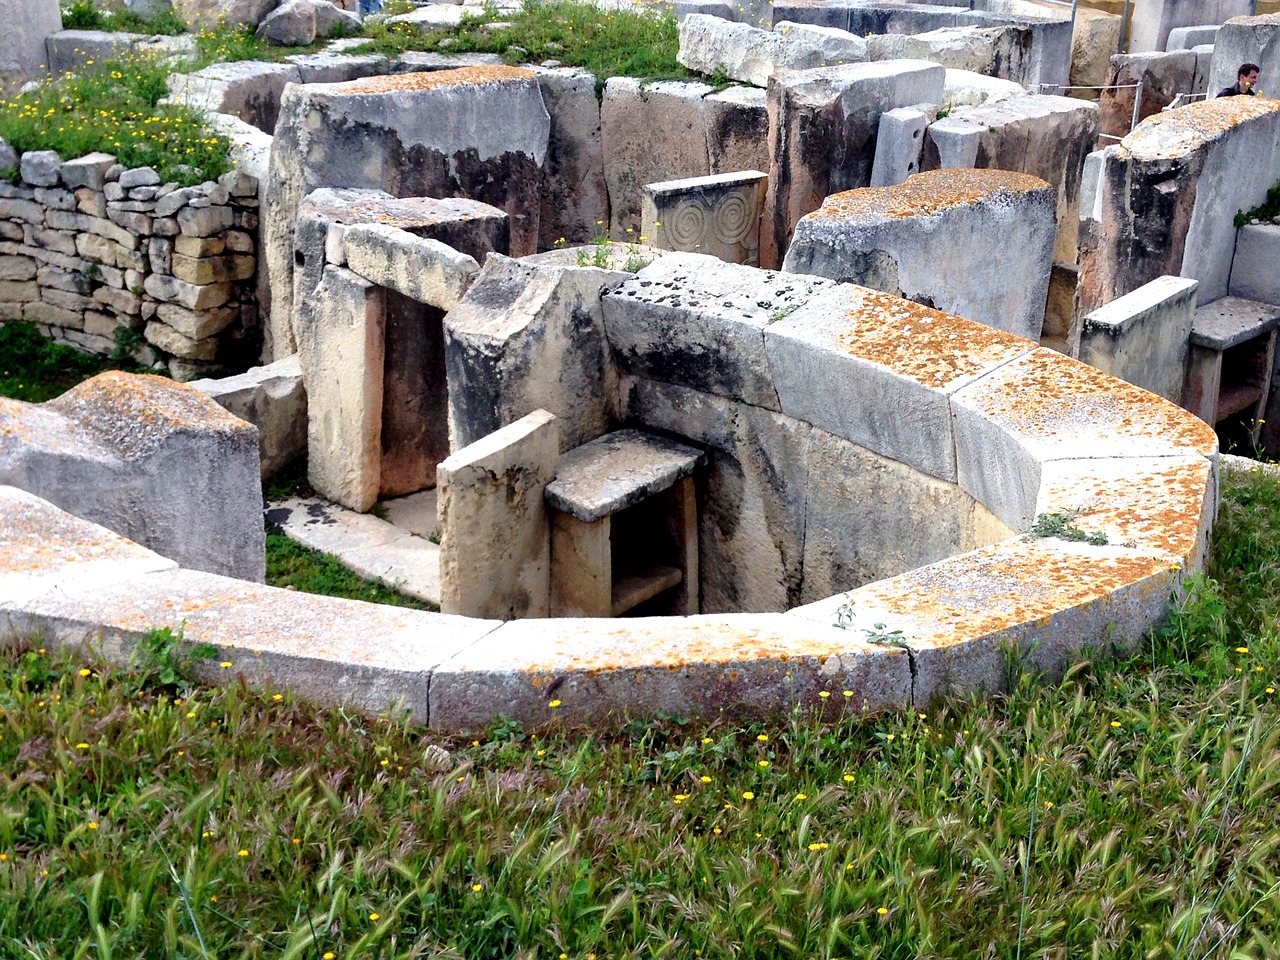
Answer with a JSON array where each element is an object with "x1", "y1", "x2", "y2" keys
[
  {"x1": 677, "y1": 14, "x2": 867, "y2": 89},
  {"x1": 0, "y1": 372, "x2": 264, "y2": 581},
  {"x1": 764, "y1": 282, "x2": 1036, "y2": 481},
  {"x1": 783, "y1": 168, "x2": 1057, "y2": 339}
]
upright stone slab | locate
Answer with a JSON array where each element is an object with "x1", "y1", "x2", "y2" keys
[
  {"x1": 870, "y1": 106, "x2": 931, "y2": 187},
  {"x1": 1208, "y1": 13, "x2": 1280, "y2": 96},
  {"x1": 438, "y1": 409, "x2": 558, "y2": 620},
  {"x1": 762, "y1": 59, "x2": 946, "y2": 269},
  {"x1": 1078, "y1": 275, "x2": 1199, "y2": 402},
  {"x1": 601, "y1": 78, "x2": 716, "y2": 237},
  {"x1": 922, "y1": 94, "x2": 1099, "y2": 267},
  {"x1": 296, "y1": 266, "x2": 386, "y2": 512},
  {"x1": 1098, "y1": 51, "x2": 1199, "y2": 143},
  {"x1": 1, "y1": 0, "x2": 60, "y2": 93},
  {"x1": 264, "y1": 67, "x2": 549, "y2": 359},
  {"x1": 1130, "y1": 0, "x2": 1253, "y2": 54},
  {"x1": 1229, "y1": 224, "x2": 1280, "y2": 305},
  {"x1": 1077, "y1": 97, "x2": 1280, "y2": 316},
  {"x1": 641, "y1": 171, "x2": 768, "y2": 266},
  {"x1": 0, "y1": 372, "x2": 265, "y2": 581},
  {"x1": 444, "y1": 255, "x2": 625, "y2": 454},
  {"x1": 531, "y1": 66, "x2": 610, "y2": 248},
  {"x1": 783, "y1": 169, "x2": 1057, "y2": 340},
  {"x1": 703, "y1": 86, "x2": 771, "y2": 175}
]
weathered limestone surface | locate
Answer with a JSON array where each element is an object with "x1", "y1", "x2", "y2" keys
[
  {"x1": 0, "y1": 372, "x2": 265, "y2": 581},
  {"x1": 1229, "y1": 224, "x2": 1280, "y2": 305},
  {"x1": 438, "y1": 409, "x2": 558, "y2": 620},
  {"x1": 342, "y1": 223, "x2": 479, "y2": 310},
  {"x1": 530, "y1": 66, "x2": 610, "y2": 248},
  {"x1": 296, "y1": 266, "x2": 385, "y2": 512},
  {"x1": 165, "y1": 61, "x2": 303, "y2": 135},
  {"x1": 189, "y1": 354, "x2": 307, "y2": 478},
  {"x1": 1098, "y1": 51, "x2": 1202, "y2": 143},
  {"x1": 173, "y1": 0, "x2": 281, "y2": 29},
  {"x1": 1167, "y1": 25, "x2": 1221, "y2": 50},
  {"x1": 255, "y1": 0, "x2": 317, "y2": 46},
  {"x1": 641, "y1": 171, "x2": 768, "y2": 266},
  {"x1": 703, "y1": 86, "x2": 771, "y2": 175},
  {"x1": 601, "y1": 78, "x2": 715, "y2": 237},
  {"x1": 922, "y1": 94, "x2": 1099, "y2": 266},
  {"x1": 429, "y1": 611, "x2": 911, "y2": 729},
  {"x1": 265, "y1": 68, "x2": 549, "y2": 358},
  {"x1": 1078, "y1": 275, "x2": 1198, "y2": 402},
  {"x1": 951, "y1": 348, "x2": 1218, "y2": 530},
  {"x1": 1208, "y1": 14, "x2": 1280, "y2": 95},
  {"x1": 1077, "y1": 96, "x2": 1280, "y2": 316},
  {"x1": 870, "y1": 106, "x2": 931, "y2": 187},
  {"x1": 867, "y1": 26, "x2": 1036, "y2": 86},
  {"x1": 1069, "y1": 8, "x2": 1123, "y2": 93},
  {"x1": 942, "y1": 69, "x2": 1025, "y2": 111},
  {"x1": 762, "y1": 60, "x2": 946, "y2": 268},
  {"x1": 1130, "y1": 0, "x2": 1253, "y2": 54},
  {"x1": 1, "y1": 0, "x2": 59, "y2": 93},
  {"x1": 677, "y1": 15, "x2": 867, "y2": 89},
  {"x1": 784, "y1": 169, "x2": 1056, "y2": 340},
  {"x1": 603, "y1": 252, "x2": 835, "y2": 411},
  {"x1": 445, "y1": 255, "x2": 624, "y2": 454},
  {"x1": 622, "y1": 376, "x2": 811, "y2": 613},
  {"x1": 45, "y1": 30, "x2": 197, "y2": 76}
]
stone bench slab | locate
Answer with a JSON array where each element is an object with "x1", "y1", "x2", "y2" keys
[
  {"x1": 1190, "y1": 296, "x2": 1280, "y2": 351},
  {"x1": 545, "y1": 429, "x2": 705, "y2": 523}
]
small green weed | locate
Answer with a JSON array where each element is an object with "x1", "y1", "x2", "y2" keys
[
  {"x1": 1234, "y1": 177, "x2": 1280, "y2": 228},
  {"x1": 130, "y1": 625, "x2": 218, "y2": 693},
  {"x1": 1028, "y1": 511, "x2": 1109, "y2": 545},
  {"x1": 109, "y1": 325, "x2": 144, "y2": 363}
]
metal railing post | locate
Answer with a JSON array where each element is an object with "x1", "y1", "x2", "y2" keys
[
  {"x1": 1120, "y1": 0, "x2": 1132, "y2": 53},
  {"x1": 1130, "y1": 77, "x2": 1143, "y2": 134}
]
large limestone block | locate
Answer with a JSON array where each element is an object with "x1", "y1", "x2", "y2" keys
[
  {"x1": 942, "y1": 69, "x2": 1026, "y2": 111},
  {"x1": 444, "y1": 255, "x2": 624, "y2": 453},
  {"x1": 703, "y1": 85, "x2": 771, "y2": 174},
  {"x1": 1131, "y1": 0, "x2": 1253, "y2": 54},
  {"x1": 165, "y1": 61, "x2": 303, "y2": 135},
  {"x1": 1077, "y1": 97, "x2": 1280, "y2": 315},
  {"x1": 1078, "y1": 275, "x2": 1198, "y2": 403},
  {"x1": 342, "y1": 223, "x2": 480, "y2": 310},
  {"x1": 677, "y1": 15, "x2": 867, "y2": 89},
  {"x1": 0, "y1": 372, "x2": 265, "y2": 581},
  {"x1": 1098, "y1": 51, "x2": 1199, "y2": 143},
  {"x1": 603, "y1": 252, "x2": 835, "y2": 411},
  {"x1": 601, "y1": 78, "x2": 715, "y2": 237},
  {"x1": 429, "y1": 611, "x2": 910, "y2": 729},
  {"x1": 297, "y1": 266, "x2": 385, "y2": 512},
  {"x1": 189, "y1": 355, "x2": 308, "y2": 478},
  {"x1": 950, "y1": 348, "x2": 1219, "y2": 530},
  {"x1": 1208, "y1": 13, "x2": 1280, "y2": 95},
  {"x1": 762, "y1": 60, "x2": 946, "y2": 269},
  {"x1": 255, "y1": 0, "x2": 318, "y2": 45},
  {"x1": 922, "y1": 94, "x2": 1099, "y2": 266},
  {"x1": 800, "y1": 428, "x2": 1012, "y2": 603},
  {"x1": 641, "y1": 170, "x2": 768, "y2": 265},
  {"x1": 1069, "y1": 8, "x2": 1124, "y2": 93},
  {"x1": 265, "y1": 67, "x2": 550, "y2": 359},
  {"x1": 530, "y1": 67, "x2": 609, "y2": 248},
  {"x1": 1, "y1": 0, "x2": 59, "y2": 94},
  {"x1": 438, "y1": 409, "x2": 558, "y2": 620},
  {"x1": 868, "y1": 26, "x2": 1035, "y2": 86},
  {"x1": 764, "y1": 284, "x2": 1035, "y2": 481},
  {"x1": 621, "y1": 377, "x2": 810, "y2": 612},
  {"x1": 173, "y1": 0, "x2": 281, "y2": 29},
  {"x1": 1229, "y1": 223, "x2": 1280, "y2": 304},
  {"x1": 783, "y1": 168, "x2": 1057, "y2": 339}
]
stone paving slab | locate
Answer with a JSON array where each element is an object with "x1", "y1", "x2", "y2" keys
[
  {"x1": 429, "y1": 612, "x2": 912, "y2": 730},
  {"x1": 266, "y1": 496, "x2": 441, "y2": 604},
  {"x1": 9, "y1": 567, "x2": 495, "y2": 722}
]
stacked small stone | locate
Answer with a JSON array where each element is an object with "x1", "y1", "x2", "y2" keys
[{"x1": 0, "y1": 142, "x2": 259, "y2": 378}]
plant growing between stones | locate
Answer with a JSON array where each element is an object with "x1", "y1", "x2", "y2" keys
[
  {"x1": 1235, "y1": 177, "x2": 1280, "y2": 228},
  {"x1": 110, "y1": 325, "x2": 143, "y2": 363},
  {"x1": 864, "y1": 622, "x2": 907, "y2": 648},
  {"x1": 1028, "y1": 511, "x2": 1108, "y2": 545},
  {"x1": 129, "y1": 624, "x2": 218, "y2": 693}
]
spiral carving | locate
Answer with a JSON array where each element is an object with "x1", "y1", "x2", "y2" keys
[
  {"x1": 666, "y1": 199, "x2": 710, "y2": 249},
  {"x1": 712, "y1": 190, "x2": 755, "y2": 246}
]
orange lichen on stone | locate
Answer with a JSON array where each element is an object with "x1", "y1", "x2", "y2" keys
[
  {"x1": 0, "y1": 490, "x2": 159, "y2": 574},
  {"x1": 963, "y1": 349, "x2": 1219, "y2": 453},
  {"x1": 1123, "y1": 95, "x2": 1280, "y2": 160},
  {"x1": 334, "y1": 65, "x2": 535, "y2": 95},
  {"x1": 857, "y1": 539, "x2": 1176, "y2": 649},
  {"x1": 1038, "y1": 458, "x2": 1213, "y2": 566},
  {"x1": 833, "y1": 287, "x2": 1032, "y2": 387},
  {"x1": 812, "y1": 169, "x2": 1051, "y2": 222}
]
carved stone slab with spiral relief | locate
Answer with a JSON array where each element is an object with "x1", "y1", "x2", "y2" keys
[{"x1": 640, "y1": 170, "x2": 768, "y2": 266}]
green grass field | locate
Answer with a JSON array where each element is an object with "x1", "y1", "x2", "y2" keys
[{"x1": 2, "y1": 468, "x2": 1279, "y2": 958}]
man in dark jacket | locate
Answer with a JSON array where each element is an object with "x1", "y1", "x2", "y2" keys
[{"x1": 1218, "y1": 64, "x2": 1262, "y2": 98}]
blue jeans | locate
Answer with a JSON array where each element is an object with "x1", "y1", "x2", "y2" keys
[{"x1": 358, "y1": 0, "x2": 382, "y2": 12}]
